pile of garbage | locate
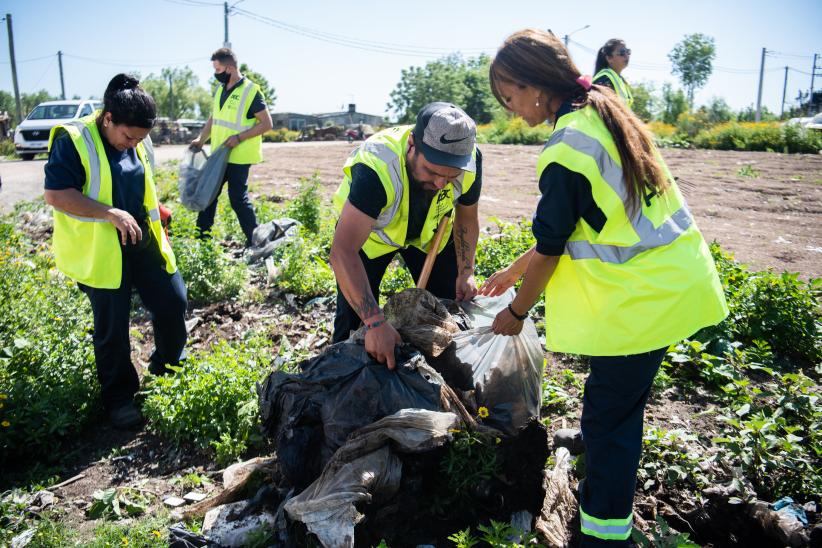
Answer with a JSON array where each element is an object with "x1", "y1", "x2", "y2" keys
[{"x1": 167, "y1": 288, "x2": 579, "y2": 547}]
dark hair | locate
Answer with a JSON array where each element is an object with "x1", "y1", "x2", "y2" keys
[
  {"x1": 99, "y1": 74, "x2": 156, "y2": 129},
  {"x1": 211, "y1": 47, "x2": 238, "y2": 67},
  {"x1": 490, "y1": 29, "x2": 667, "y2": 214},
  {"x1": 595, "y1": 38, "x2": 626, "y2": 74}
]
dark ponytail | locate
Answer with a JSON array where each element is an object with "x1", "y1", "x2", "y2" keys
[
  {"x1": 594, "y1": 38, "x2": 625, "y2": 74},
  {"x1": 99, "y1": 73, "x2": 156, "y2": 129},
  {"x1": 490, "y1": 29, "x2": 667, "y2": 215}
]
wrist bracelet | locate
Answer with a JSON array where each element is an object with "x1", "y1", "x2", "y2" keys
[
  {"x1": 365, "y1": 319, "x2": 386, "y2": 331},
  {"x1": 507, "y1": 303, "x2": 528, "y2": 321}
]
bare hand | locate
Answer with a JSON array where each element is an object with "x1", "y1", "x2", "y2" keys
[
  {"x1": 479, "y1": 266, "x2": 521, "y2": 297},
  {"x1": 224, "y1": 135, "x2": 241, "y2": 149},
  {"x1": 491, "y1": 306, "x2": 524, "y2": 336},
  {"x1": 189, "y1": 138, "x2": 203, "y2": 152},
  {"x1": 456, "y1": 272, "x2": 478, "y2": 301},
  {"x1": 364, "y1": 322, "x2": 403, "y2": 370},
  {"x1": 106, "y1": 208, "x2": 142, "y2": 245}
]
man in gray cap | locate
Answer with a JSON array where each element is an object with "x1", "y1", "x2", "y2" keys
[{"x1": 330, "y1": 102, "x2": 483, "y2": 368}]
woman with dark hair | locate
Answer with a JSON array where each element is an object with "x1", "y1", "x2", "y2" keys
[
  {"x1": 481, "y1": 29, "x2": 727, "y2": 546},
  {"x1": 44, "y1": 74, "x2": 187, "y2": 429},
  {"x1": 593, "y1": 38, "x2": 633, "y2": 107}
]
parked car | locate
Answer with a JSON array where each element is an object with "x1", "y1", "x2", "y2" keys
[
  {"x1": 13, "y1": 99, "x2": 101, "y2": 160},
  {"x1": 806, "y1": 113, "x2": 822, "y2": 131}
]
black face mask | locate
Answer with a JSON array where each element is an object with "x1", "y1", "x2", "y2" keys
[{"x1": 214, "y1": 71, "x2": 231, "y2": 84}]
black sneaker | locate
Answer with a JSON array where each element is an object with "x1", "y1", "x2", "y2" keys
[
  {"x1": 148, "y1": 361, "x2": 170, "y2": 376},
  {"x1": 553, "y1": 428, "x2": 586, "y2": 455},
  {"x1": 109, "y1": 402, "x2": 144, "y2": 430}
]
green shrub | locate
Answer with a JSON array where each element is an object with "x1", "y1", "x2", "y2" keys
[
  {"x1": 262, "y1": 128, "x2": 299, "y2": 143},
  {"x1": 477, "y1": 116, "x2": 552, "y2": 145},
  {"x1": 706, "y1": 243, "x2": 821, "y2": 366},
  {"x1": 474, "y1": 218, "x2": 535, "y2": 279},
  {"x1": 693, "y1": 122, "x2": 822, "y2": 153},
  {"x1": 0, "y1": 220, "x2": 99, "y2": 467},
  {"x1": 286, "y1": 174, "x2": 323, "y2": 234},
  {"x1": 141, "y1": 334, "x2": 272, "y2": 466},
  {"x1": 274, "y1": 229, "x2": 336, "y2": 298},
  {"x1": 0, "y1": 139, "x2": 16, "y2": 158}
]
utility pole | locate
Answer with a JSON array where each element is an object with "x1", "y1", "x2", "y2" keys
[
  {"x1": 780, "y1": 66, "x2": 788, "y2": 118},
  {"x1": 810, "y1": 53, "x2": 818, "y2": 115},
  {"x1": 5, "y1": 13, "x2": 22, "y2": 124},
  {"x1": 223, "y1": 1, "x2": 231, "y2": 48},
  {"x1": 755, "y1": 47, "x2": 766, "y2": 122},
  {"x1": 58, "y1": 50, "x2": 66, "y2": 100},
  {"x1": 563, "y1": 25, "x2": 589, "y2": 51},
  {"x1": 168, "y1": 73, "x2": 174, "y2": 120}
]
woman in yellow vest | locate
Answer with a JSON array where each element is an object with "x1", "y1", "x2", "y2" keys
[
  {"x1": 44, "y1": 74, "x2": 187, "y2": 430},
  {"x1": 593, "y1": 38, "x2": 634, "y2": 107},
  {"x1": 480, "y1": 29, "x2": 727, "y2": 545}
]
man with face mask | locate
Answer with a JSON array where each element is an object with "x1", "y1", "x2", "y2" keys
[
  {"x1": 329, "y1": 102, "x2": 483, "y2": 369},
  {"x1": 190, "y1": 48, "x2": 273, "y2": 246}
]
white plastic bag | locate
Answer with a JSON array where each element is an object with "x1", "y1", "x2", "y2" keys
[
  {"x1": 453, "y1": 289, "x2": 544, "y2": 435},
  {"x1": 178, "y1": 145, "x2": 229, "y2": 211}
]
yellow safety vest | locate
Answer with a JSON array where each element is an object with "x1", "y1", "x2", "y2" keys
[
  {"x1": 332, "y1": 126, "x2": 476, "y2": 259},
  {"x1": 211, "y1": 78, "x2": 263, "y2": 164},
  {"x1": 593, "y1": 68, "x2": 634, "y2": 108},
  {"x1": 48, "y1": 113, "x2": 177, "y2": 289},
  {"x1": 538, "y1": 106, "x2": 727, "y2": 356}
]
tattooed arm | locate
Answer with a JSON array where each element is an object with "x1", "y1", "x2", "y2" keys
[
  {"x1": 329, "y1": 201, "x2": 402, "y2": 369},
  {"x1": 453, "y1": 202, "x2": 480, "y2": 301}
]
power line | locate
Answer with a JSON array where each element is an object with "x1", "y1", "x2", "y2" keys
[
  {"x1": 0, "y1": 52, "x2": 55, "y2": 64},
  {"x1": 231, "y1": 6, "x2": 491, "y2": 58},
  {"x1": 62, "y1": 53, "x2": 203, "y2": 68}
]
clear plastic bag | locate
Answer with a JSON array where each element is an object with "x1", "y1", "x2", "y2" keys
[
  {"x1": 453, "y1": 289, "x2": 544, "y2": 435},
  {"x1": 178, "y1": 145, "x2": 229, "y2": 211}
]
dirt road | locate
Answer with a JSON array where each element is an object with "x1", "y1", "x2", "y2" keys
[{"x1": 3, "y1": 141, "x2": 820, "y2": 278}]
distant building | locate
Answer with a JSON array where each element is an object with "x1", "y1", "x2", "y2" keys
[
  {"x1": 270, "y1": 112, "x2": 320, "y2": 131},
  {"x1": 271, "y1": 104, "x2": 384, "y2": 131}
]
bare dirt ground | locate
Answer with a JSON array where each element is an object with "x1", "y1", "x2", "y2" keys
[{"x1": 247, "y1": 142, "x2": 822, "y2": 279}]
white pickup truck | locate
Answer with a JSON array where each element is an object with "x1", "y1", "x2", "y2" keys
[{"x1": 13, "y1": 99, "x2": 101, "y2": 160}]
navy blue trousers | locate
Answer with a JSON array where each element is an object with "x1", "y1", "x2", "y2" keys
[
  {"x1": 332, "y1": 239, "x2": 458, "y2": 343},
  {"x1": 196, "y1": 162, "x2": 258, "y2": 245},
  {"x1": 79, "y1": 238, "x2": 188, "y2": 411},
  {"x1": 578, "y1": 347, "x2": 666, "y2": 546}
]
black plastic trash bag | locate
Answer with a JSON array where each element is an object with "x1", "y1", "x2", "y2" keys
[
  {"x1": 178, "y1": 146, "x2": 230, "y2": 211},
  {"x1": 257, "y1": 342, "x2": 444, "y2": 489}
]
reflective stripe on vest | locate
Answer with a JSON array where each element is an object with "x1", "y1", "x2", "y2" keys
[
  {"x1": 213, "y1": 82, "x2": 256, "y2": 131},
  {"x1": 359, "y1": 140, "x2": 404, "y2": 248},
  {"x1": 546, "y1": 127, "x2": 694, "y2": 263},
  {"x1": 580, "y1": 508, "x2": 633, "y2": 541}
]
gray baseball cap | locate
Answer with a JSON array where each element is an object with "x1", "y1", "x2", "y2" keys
[{"x1": 413, "y1": 102, "x2": 476, "y2": 172}]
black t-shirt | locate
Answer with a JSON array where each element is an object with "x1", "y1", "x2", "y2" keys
[
  {"x1": 532, "y1": 101, "x2": 606, "y2": 256},
  {"x1": 347, "y1": 148, "x2": 483, "y2": 241},
  {"x1": 593, "y1": 74, "x2": 615, "y2": 90},
  {"x1": 44, "y1": 131, "x2": 147, "y2": 223},
  {"x1": 219, "y1": 78, "x2": 266, "y2": 119}
]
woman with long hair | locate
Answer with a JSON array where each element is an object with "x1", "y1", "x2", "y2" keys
[
  {"x1": 593, "y1": 38, "x2": 633, "y2": 107},
  {"x1": 44, "y1": 74, "x2": 188, "y2": 429},
  {"x1": 481, "y1": 29, "x2": 727, "y2": 546}
]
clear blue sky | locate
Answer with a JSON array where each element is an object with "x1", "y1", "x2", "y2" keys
[{"x1": 1, "y1": 0, "x2": 819, "y2": 118}]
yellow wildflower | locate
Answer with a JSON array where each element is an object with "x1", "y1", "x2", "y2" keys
[
  {"x1": 121, "y1": 537, "x2": 129, "y2": 546},
  {"x1": 152, "y1": 530, "x2": 162, "y2": 538},
  {"x1": 1, "y1": 421, "x2": 9, "y2": 427},
  {"x1": 0, "y1": 394, "x2": 7, "y2": 399},
  {"x1": 477, "y1": 406, "x2": 489, "y2": 419}
]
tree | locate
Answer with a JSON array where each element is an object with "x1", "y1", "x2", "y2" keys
[
  {"x1": 143, "y1": 67, "x2": 211, "y2": 120},
  {"x1": 737, "y1": 104, "x2": 777, "y2": 122},
  {"x1": 659, "y1": 83, "x2": 689, "y2": 125},
  {"x1": 630, "y1": 81, "x2": 657, "y2": 122},
  {"x1": 703, "y1": 97, "x2": 733, "y2": 124},
  {"x1": 668, "y1": 33, "x2": 716, "y2": 106},
  {"x1": 387, "y1": 54, "x2": 500, "y2": 124}
]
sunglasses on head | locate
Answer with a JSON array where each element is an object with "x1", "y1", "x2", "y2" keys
[{"x1": 616, "y1": 48, "x2": 631, "y2": 56}]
